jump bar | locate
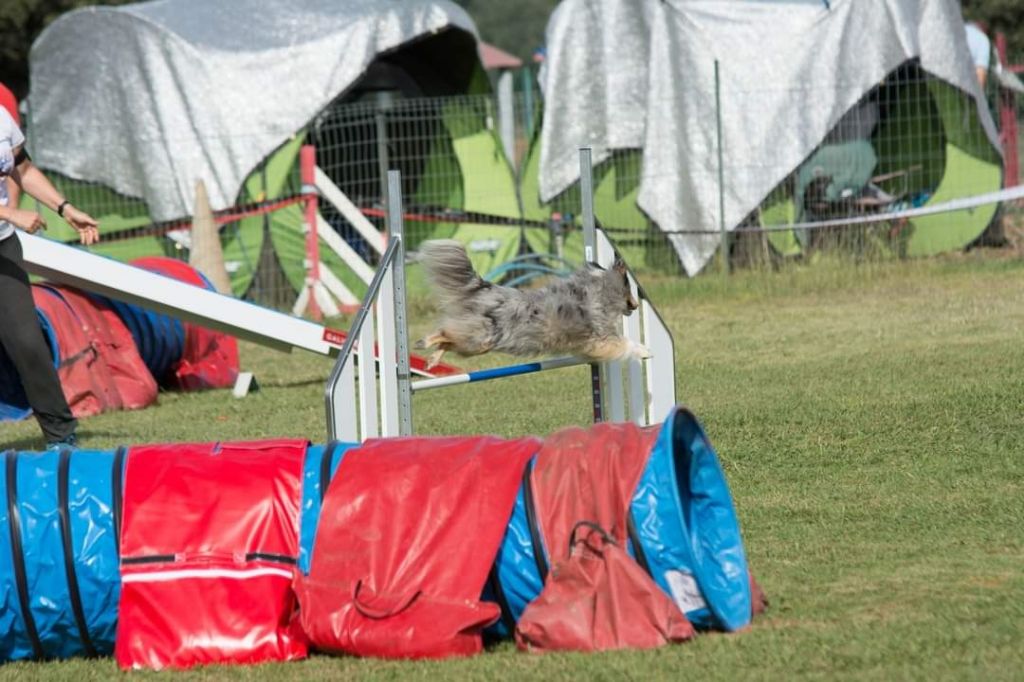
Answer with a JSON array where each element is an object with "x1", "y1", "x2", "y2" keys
[{"x1": 410, "y1": 356, "x2": 589, "y2": 392}]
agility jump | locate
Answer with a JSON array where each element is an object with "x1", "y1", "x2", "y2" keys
[{"x1": 325, "y1": 149, "x2": 677, "y2": 443}]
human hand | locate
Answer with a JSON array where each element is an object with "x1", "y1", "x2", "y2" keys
[
  {"x1": 62, "y1": 204, "x2": 100, "y2": 245},
  {"x1": 6, "y1": 208, "x2": 47, "y2": 234}
]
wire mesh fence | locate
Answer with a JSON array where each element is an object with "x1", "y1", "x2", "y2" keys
[{"x1": 20, "y1": 55, "x2": 1024, "y2": 314}]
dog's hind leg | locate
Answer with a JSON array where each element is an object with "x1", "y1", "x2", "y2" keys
[{"x1": 426, "y1": 345, "x2": 451, "y2": 370}]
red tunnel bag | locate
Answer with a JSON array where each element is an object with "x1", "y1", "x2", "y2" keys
[
  {"x1": 31, "y1": 284, "x2": 160, "y2": 418},
  {"x1": 516, "y1": 423, "x2": 695, "y2": 652},
  {"x1": 50, "y1": 285, "x2": 158, "y2": 412},
  {"x1": 115, "y1": 440, "x2": 308, "y2": 670},
  {"x1": 297, "y1": 436, "x2": 539, "y2": 659}
]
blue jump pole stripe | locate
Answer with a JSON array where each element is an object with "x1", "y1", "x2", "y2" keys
[
  {"x1": 410, "y1": 356, "x2": 588, "y2": 393},
  {"x1": 469, "y1": 361, "x2": 545, "y2": 382}
]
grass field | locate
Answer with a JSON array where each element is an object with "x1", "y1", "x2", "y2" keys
[{"x1": 2, "y1": 252, "x2": 1023, "y2": 680}]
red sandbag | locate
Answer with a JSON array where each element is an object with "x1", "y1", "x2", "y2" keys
[
  {"x1": 516, "y1": 522, "x2": 694, "y2": 652},
  {"x1": 30, "y1": 285, "x2": 122, "y2": 418},
  {"x1": 516, "y1": 422, "x2": 695, "y2": 652},
  {"x1": 51, "y1": 285, "x2": 157, "y2": 411},
  {"x1": 116, "y1": 440, "x2": 308, "y2": 670},
  {"x1": 131, "y1": 257, "x2": 239, "y2": 390},
  {"x1": 297, "y1": 436, "x2": 539, "y2": 659}
]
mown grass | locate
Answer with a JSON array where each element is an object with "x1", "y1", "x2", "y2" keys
[{"x1": 2, "y1": 252, "x2": 1023, "y2": 680}]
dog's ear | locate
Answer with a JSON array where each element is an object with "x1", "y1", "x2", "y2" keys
[{"x1": 612, "y1": 258, "x2": 627, "y2": 274}]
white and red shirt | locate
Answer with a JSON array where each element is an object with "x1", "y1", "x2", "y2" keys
[{"x1": 0, "y1": 106, "x2": 25, "y2": 242}]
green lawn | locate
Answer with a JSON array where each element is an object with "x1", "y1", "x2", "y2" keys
[{"x1": 2, "y1": 253, "x2": 1023, "y2": 680}]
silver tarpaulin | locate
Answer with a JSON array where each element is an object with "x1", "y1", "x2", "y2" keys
[
  {"x1": 28, "y1": 0, "x2": 476, "y2": 222},
  {"x1": 538, "y1": 0, "x2": 1000, "y2": 275}
]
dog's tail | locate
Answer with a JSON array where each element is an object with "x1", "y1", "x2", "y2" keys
[{"x1": 418, "y1": 240, "x2": 485, "y2": 305}]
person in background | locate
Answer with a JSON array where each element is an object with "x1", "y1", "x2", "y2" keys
[
  {"x1": 0, "y1": 101, "x2": 99, "y2": 449},
  {"x1": 965, "y1": 20, "x2": 991, "y2": 89},
  {"x1": 0, "y1": 83, "x2": 21, "y2": 214}
]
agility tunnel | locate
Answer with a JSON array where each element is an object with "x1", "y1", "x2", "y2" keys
[
  {"x1": 0, "y1": 258, "x2": 238, "y2": 424},
  {"x1": 0, "y1": 408, "x2": 753, "y2": 662}
]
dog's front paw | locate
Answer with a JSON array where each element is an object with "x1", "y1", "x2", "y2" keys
[
  {"x1": 414, "y1": 338, "x2": 426, "y2": 350},
  {"x1": 631, "y1": 343, "x2": 653, "y2": 360}
]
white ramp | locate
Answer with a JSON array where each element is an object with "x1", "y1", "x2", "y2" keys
[
  {"x1": 18, "y1": 232, "x2": 453, "y2": 378},
  {"x1": 19, "y1": 232, "x2": 342, "y2": 356}
]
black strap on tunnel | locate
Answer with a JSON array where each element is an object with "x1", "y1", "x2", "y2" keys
[
  {"x1": 5, "y1": 450, "x2": 44, "y2": 660},
  {"x1": 245, "y1": 552, "x2": 297, "y2": 565},
  {"x1": 319, "y1": 440, "x2": 340, "y2": 505},
  {"x1": 123, "y1": 552, "x2": 297, "y2": 566},
  {"x1": 57, "y1": 448, "x2": 98, "y2": 657},
  {"x1": 111, "y1": 446, "x2": 126, "y2": 556},
  {"x1": 521, "y1": 460, "x2": 549, "y2": 582},
  {"x1": 626, "y1": 511, "x2": 653, "y2": 577}
]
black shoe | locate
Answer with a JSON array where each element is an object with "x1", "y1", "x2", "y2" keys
[{"x1": 46, "y1": 433, "x2": 78, "y2": 450}]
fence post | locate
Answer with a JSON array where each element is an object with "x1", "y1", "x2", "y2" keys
[
  {"x1": 578, "y1": 148, "x2": 605, "y2": 424},
  {"x1": 300, "y1": 144, "x2": 322, "y2": 320},
  {"x1": 996, "y1": 32, "x2": 1019, "y2": 188},
  {"x1": 714, "y1": 59, "x2": 729, "y2": 276},
  {"x1": 375, "y1": 92, "x2": 393, "y2": 210},
  {"x1": 498, "y1": 70, "x2": 516, "y2": 168}
]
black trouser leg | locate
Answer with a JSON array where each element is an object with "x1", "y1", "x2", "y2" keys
[{"x1": 0, "y1": 235, "x2": 77, "y2": 443}]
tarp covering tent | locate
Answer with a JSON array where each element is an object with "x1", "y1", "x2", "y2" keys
[
  {"x1": 29, "y1": 0, "x2": 476, "y2": 222},
  {"x1": 535, "y1": 0, "x2": 1002, "y2": 275},
  {"x1": 27, "y1": 0, "x2": 521, "y2": 298}
]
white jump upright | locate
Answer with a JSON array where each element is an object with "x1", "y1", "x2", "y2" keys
[{"x1": 324, "y1": 152, "x2": 677, "y2": 442}]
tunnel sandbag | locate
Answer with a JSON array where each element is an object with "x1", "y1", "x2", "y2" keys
[
  {"x1": 486, "y1": 407, "x2": 753, "y2": 634},
  {"x1": 297, "y1": 436, "x2": 539, "y2": 659},
  {"x1": 130, "y1": 257, "x2": 240, "y2": 391},
  {"x1": 0, "y1": 447, "x2": 124, "y2": 660},
  {"x1": 42, "y1": 285, "x2": 158, "y2": 417},
  {"x1": 116, "y1": 440, "x2": 309, "y2": 669},
  {"x1": 0, "y1": 285, "x2": 155, "y2": 424}
]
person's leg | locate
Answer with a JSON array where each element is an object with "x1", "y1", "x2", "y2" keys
[{"x1": 0, "y1": 235, "x2": 77, "y2": 444}]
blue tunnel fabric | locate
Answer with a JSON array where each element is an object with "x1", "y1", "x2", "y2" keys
[
  {"x1": 0, "y1": 310, "x2": 60, "y2": 422},
  {"x1": 631, "y1": 407, "x2": 752, "y2": 631},
  {"x1": 0, "y1": 415, "x2": 752, "y2": 661},
  {"x1": 0, "y1": 449, "x2": 122, "y2": 661},
  {"x1": 298, "y1": 441, "x2": 356, "y2": 575}
]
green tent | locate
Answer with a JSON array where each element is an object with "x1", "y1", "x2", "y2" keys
[{"x1": 759, "y1": 68, "x2": 1002, "y2": 258}]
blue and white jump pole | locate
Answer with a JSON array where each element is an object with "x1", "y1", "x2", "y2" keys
[
  {"x1": 410, "y1": 356, "x2": 589, "y2": 393},
  {"x1": 324, "y1": 150, "x2": 677, "y2": 442}
]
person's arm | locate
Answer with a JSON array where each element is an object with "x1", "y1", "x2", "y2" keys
[
  {"x1": 7, "y1": 145, "x2": 99, "y2": 245},
  {"x1": 5, "y1": 177, "x2": 19, "y2": 211}
]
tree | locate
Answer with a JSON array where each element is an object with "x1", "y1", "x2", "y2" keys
[
  {"x1": 961, "y1": 0, "x2": 1024, "y2": 61},
  {"x1": 0, "y1": 0, "x2": 133, "y2": 100}
]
